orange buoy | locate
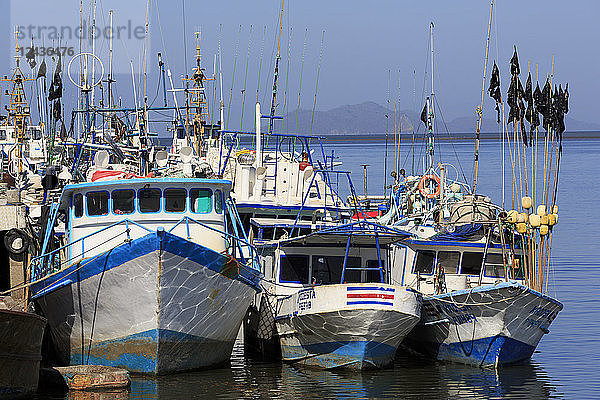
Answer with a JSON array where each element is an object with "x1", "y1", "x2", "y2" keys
[{"x1": 418, "y1": 175, "x2": 441, "y2": 199}]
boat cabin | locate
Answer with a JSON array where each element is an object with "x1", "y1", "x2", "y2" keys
[
  {"x1": 57, "y1": 178, "x2": 232, "y2": 267},
  {"x1": 394, "y1": 240, "x2": 525, "y2": 295},
  {"x1": 254, "y1": 218, "x2": 402, "y2": 298}
]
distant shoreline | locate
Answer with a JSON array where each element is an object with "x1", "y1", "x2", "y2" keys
[{"x1": 317, "y1": 131, "x2": 600, "y2": 142}]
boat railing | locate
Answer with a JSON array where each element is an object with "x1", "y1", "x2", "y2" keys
[
  {"x1": 30, "y1": 214, "x2": 261, "y2": 282},
  {"x1": 29, "y1": 218, "x2": 153, "y2": 280},
  {"x1": 217, "y1": 130, "x2": 334, "y2": 198},
  {"x1": 289, "y1": 169, "x2": 361, "y2": 237},
  {"x1": 166, "y1": 214, "x2": 260, "y2": 272}
]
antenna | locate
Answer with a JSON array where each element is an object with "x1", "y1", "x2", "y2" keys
[
  {"x1": 268, "y1": 0, "x2": 285, "y2": 135},
  {"x1": 427, "y1": 22, "x2": 435, "y2": 172}
]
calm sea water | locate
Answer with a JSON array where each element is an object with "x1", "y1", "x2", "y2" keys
[{"x1": 37, "y1": 138, "x2": 600, "y2": 399}]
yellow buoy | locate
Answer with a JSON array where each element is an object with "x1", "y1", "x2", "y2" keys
[
  {"x1": 521, "y1": 196, "x2": 533, "y2": 210},
  {"x1": 540, "y1": 215, "x2": 549, "y2": 225},
  {"x1": 540, "y1": 224, "x2": 549, "y2": 235},
  {"x1": 548, "y1": 214, "x2": 557, "y2": 226},
  {"x1": 552, "y1": 205, "x2": 559, "y2": 214},
  {"x1": 507, "y1": 210, "x2": 518, "y2": 223},
  {"x1": 450, "y1": 183, "x2": 461, "y2": 193},
  {"x1": 516, "y1": 223, "x2": 527, "y2": 234},
  {"x1": 517, "y1": 213, "x2": 527, "y2": 223},
  {"x1": 529, "y1": 214, "x2": 541, "y2": 227},
  {"x1": 537, "y1": 205, "x2": 546, "y2": 216}
]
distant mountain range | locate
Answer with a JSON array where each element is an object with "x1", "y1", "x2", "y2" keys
[{"x1": 277, "y1": 101, "x2": 600, "y2": 135}]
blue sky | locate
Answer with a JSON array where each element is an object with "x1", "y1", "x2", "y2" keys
[{"x1": 7, "y1": 0, "x2": 597, "y2": 127}]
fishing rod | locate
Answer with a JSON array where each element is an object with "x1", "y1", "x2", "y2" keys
[
  {"x1": 412, "y1": 69, "x2": 415, "y2": 174},
  {"x1": 226, "y1": 24, "x2": 242, "y2": 130},
  {"x1": 309, "y1": 31, "x2": 325, "y2": 136},
  {"x1": 240, "y1": 25, "x2": 253, "y2": 130},
  {"x1": 384, "y1": 69, "x2": 390, "y2": 195},
  {"x1": 295, "y1": 29, "x2": 308, "y2": 135}
]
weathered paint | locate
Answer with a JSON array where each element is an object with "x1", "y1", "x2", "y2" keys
[
  {"x1": 34, "y1": 231, "x2": 257, "y2": 374},
  {"x1": 43, "y1": 365, "x2": 130, "y2": 391},
  {"x1": 275, "y1": 284, "x2": 421, "y2": 370},
  {"x1": 406, "y1": 282, "x2": 563, "y2": 367}
]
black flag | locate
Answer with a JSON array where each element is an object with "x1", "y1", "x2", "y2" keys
[
  {"x1": 524, "y1": 73, "x2": 539, "y2": 144},
  {"x1": 52, "y1": 100, "x2": 61, "y2": 121},
  {"x1": 488, "y1": 62, "x2": 501, "y2": 102},
  {"x1": 36, "y1": 59, "x2": 46, "y2": 79},
  {"x1": 507, "y1": 76, "x2": 522, "y2": 123},
  {"x1": 510, "y1": 47, "x2": 520, "y2": 76},
  {"x1": 48, "y1": 54, "x2": 62, "y2": 101},
  {"x1": 539, "y1": 80, "x2": 551, "y2": 130},
  {"x1": 25, "y1": 46, "x2": 36, "y2": 69},
  {"x1": 60, "y1": 121, "x2": 67, "y2": 141},
  {"x1": 563, "y1": 83, "x2": 569, "y2": 114},
  {"x1": 488, "y1": 62, "x2": 502, "y2": 123},
  {"x1": 420, "y1": 102, "x2": 428, "y2": 125},
  {"x1": 524, "y1": 73, "x2": 533, "y2": 104}
]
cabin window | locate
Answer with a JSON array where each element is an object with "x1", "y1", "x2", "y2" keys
[
  {"x1": 311, "y1": 255, "x2": 361, "y2": 285},
  {"x1": 0, "y1": 130, "x2": 5, "y2": 140},
  {"x1": 74, "y1": 193, "x2": 83, "y2": 217},
  {"x1": 190, "y1": 188, "x2": 212, "y2": 213},
  {"x1": 461, "y1": 252, "x2": 484, "y2": 275},
  {"x1": 367, "y1": 259, "x2": 385, "y2": 283},
  {"x1": 279, "y1": 254, "x2": 309, "y2": 284},
  {"x1": 112, "y1": 190, "x2": 135, "y2": 214},
  {"x1": 438, "y1": 251, "x2": 460, "y2": 274},
  {"x1": 86, "y1": 191, "x2": 109, "y2": 216},
  {"x1": 139, "y1": 188, "x2": 161, "y2": 213},
  {"x1": 165, "y1": 188, "x2": 186, "y2": 212},
  {"x1": 214, "y1": 190, "x2": 223, "y2": 214},
  {"x1": 176, "y1": 126, "x2": 186, "y2": 139},
  {"x1": 484, "y1": 253, "x2": 505, "y2": 278},
  {"x1": 30, "y1": 128, "x2": 42, "y2": 140},
  {"x1": 414, "y1": 250, "x2": 435, "y2": 274}
]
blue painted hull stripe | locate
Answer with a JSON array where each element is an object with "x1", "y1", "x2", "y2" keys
[
  {"x1": 282, "y1": 340, "x2": 397, "y2": 369},
  {"x1": 346, "y1": 300, "x2": 394, "y2": 306},
  {"x1": 437, "y1": 335, "x2": 536, "y2": 366},
  {"x1": 31, "y1": 231, "x2": 260, "y2": 298},
  {"x1": 346, "y1": 286, "x2": 395, "y2": 292}
]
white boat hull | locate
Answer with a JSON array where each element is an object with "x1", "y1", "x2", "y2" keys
[
  {"x1": 275, "y1": 284, "x2": 421, "y2": 369},
  {"x1": 405, "y1": 281, "x2": 562, "y2": 367},
  {"x1": 32, "y1": 230, "x2": 259, "y2": 374}
]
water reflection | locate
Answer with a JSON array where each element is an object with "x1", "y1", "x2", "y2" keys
[{"x1": 119, "y1": 342, "x2": 561, "y2": 399}]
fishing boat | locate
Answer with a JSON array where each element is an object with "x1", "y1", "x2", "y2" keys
[
  {"x1": 252, "y1": 221, "x2": 420, "y2": 369},
  {"x1": 245, "y1": 164, "x2": 421, "y2": 369},
  {"x1": 394, "y1": 227, "x2": 562, "y2": 367},
  {"x1": 380, "y1": 16, "x2": 566, "y2": 367},
  {"x1": 21, "y1": 24, "x2": 262, "y2": 373},
  {"x1": 28, "y1": 150, "x2": 261, "y2": 374}
]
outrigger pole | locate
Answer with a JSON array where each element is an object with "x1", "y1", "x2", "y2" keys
[{"x1": 472, "y1": 0, "x2": 494, "y2": 193}]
